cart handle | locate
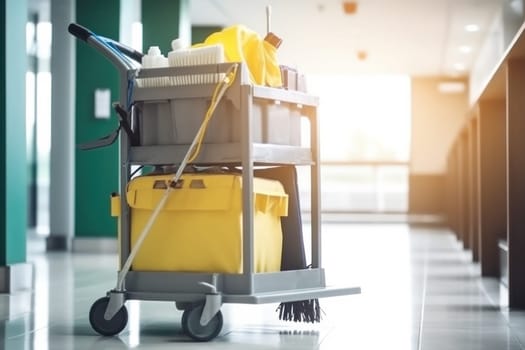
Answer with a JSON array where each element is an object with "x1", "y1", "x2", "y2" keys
[
  {"x1": 68, "y1": 22, "x2": 92, "y2": 42},
  {"x1": 68, "y1": 23, "x2": 144, "y2": 65}
]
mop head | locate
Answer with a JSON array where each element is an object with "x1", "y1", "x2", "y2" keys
[{"x1": 276, "y1": 299, "x2": 322, "y2": 323}]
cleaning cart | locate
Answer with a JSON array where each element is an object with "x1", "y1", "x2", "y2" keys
[{"x1": 69, "y1": 23, "x2": 361, "y2": 341}]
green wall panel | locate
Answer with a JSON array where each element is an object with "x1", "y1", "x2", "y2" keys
[
  {"x1": 192, "y1": 26, "x2": 223, "y2": 45},
  {"x1": 1, "y1": 0, "x2": 7, "y2": 265},
  {"x1": 142, "y1": 0, "x2": 189, "y2": 55},
  {"x1": 75, "y1": 0, "x2": 120, "y2": 237},
  {"x1": 0, "y1": 1, "x2": 6, "y2": 264},
  {"x1": 1, "y1": 0, "x2": 28, "y2": 265}
]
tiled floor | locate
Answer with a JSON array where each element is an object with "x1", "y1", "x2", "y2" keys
[{"x1": 2, "y1": 223, "x2": 524, "y2": 349}]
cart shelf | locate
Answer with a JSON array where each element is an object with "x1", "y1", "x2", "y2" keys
[
  {"x1": 123, "y1": 268, "x2": 360, "y2": 304},
  {"x1": 129, "y1": 143, "x2": 314, "y2": 165}
]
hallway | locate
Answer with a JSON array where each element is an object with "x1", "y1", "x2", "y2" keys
[{"x1": 1, "y1": 223, "x2": 523, "y2": 349}]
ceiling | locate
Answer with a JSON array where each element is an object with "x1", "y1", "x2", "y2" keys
[
  {"x1": 189, "y1": 0, "x2": 510, "y2": 77},
  {"x1": 28, "y1": 0, "x2": 514, "y2": 77}
]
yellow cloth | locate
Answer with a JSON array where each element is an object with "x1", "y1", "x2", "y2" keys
[{"x1": 196, "y1": 25, "x2": 282, "y2": 87}]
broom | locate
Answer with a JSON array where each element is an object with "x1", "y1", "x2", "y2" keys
[{"x1": 254, "y1": 166, "x2": 322, "y2": 323}]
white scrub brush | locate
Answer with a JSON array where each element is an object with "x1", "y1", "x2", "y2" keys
[{"x1": 168, "y1": 39, "x2": 224, "y2": 86}]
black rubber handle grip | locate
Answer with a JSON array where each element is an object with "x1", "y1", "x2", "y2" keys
[
  {"x1": 68, "y1": 23, "x2": 92, "y2": 42},
  {"x1": 68, "y1": 22, "x2": 144, "y2": 63},
  {"x1": 111, "y1": 42, "x2": 144, "y2": 63}
]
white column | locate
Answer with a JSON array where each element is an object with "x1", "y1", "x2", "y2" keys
[{"x1": 47, "y1": 0, "x2": 75, "y2": 250}]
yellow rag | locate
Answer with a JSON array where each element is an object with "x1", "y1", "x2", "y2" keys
[{"x1": 196, "y1": 25, "x2": 282, "y2": 87}]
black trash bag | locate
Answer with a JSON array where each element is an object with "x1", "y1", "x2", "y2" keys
[{"x1": 255, "y1": 166, "x2": 322, "y2": 323}]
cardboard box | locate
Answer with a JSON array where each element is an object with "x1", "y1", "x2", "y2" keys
[{"x1": 124, "y1": 173, "x2": 288, "y2": 273}]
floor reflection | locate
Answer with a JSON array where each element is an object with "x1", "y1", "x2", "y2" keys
[
  {"x1": 32, "y1": 254, "x2": 49, "y2": 350},
  {"x1": 1, "y1": 224, "x2": 523, "y2": 349}
]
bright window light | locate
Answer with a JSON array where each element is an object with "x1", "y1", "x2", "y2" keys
[
  {"x1": 131, "y1": 21, "x2": 143, "y2": 53},
  {"x1": 299, "y1": 75, "x2": 411, "y2": 213},
  {"x1": 36, "y1": 22, "x2": 52, "y2": 59},
  {"x1": 307, "y1": 74, "x2": 411, "y2": 162}
]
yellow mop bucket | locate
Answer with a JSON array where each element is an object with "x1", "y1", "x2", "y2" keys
[{"x1": 115, "y1": 173, "x2": 288, "y2": 274}]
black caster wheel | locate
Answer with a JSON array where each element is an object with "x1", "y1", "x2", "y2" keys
[
  {"x1": 175, "y1": 301, "x2": 192, "y2": 311},
  {"x1": 181, "y1": 305, "x2": 223, "y2": 341},
  {"x1": 89, "y1": 296, "x2": 128, "y2": 336}
]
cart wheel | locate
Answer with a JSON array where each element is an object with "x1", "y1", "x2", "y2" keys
[
  {"x1": 89, "y1": 296, "x2": 128, "y2": 336},
  {"x1": 181, "y1": 305, "x2": 223, "y2": 341}
]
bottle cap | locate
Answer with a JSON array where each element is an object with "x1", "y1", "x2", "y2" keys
[
  {"x1": 264, "y1": 32, "x2": 282, "y2": 49},
  {"x1": 171, "y1": 38, "x2": 186, "y2": 51},
  {"x1": 148, "y1": 46, "x2": 161, "y2": 56}
]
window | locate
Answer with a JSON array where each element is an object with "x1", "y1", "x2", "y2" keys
[
  {"x1": 300, "y1": 74, "x2": 411, "y2": 213},
  {"x1": 26, "y1": 19, "x2": 52, "y2": 235}
]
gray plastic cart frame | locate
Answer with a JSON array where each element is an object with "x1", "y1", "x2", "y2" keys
[{"x1": 71, "y1": 24, "x2": 360, "y2": 339}]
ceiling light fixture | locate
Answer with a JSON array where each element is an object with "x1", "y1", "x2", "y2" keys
[
  {"x1": 438, "y1": 81, "x2": 466, "y2": 94},
  {"x1": 342, "y1": 1, "x2": 358, "y2": 15},
  {"x1": 356, "y1": 50, "x2": 367, "y2": 61},
  {"x1": 464, "y1": 24, "x2": 480, "y2": 32},
  {"x1": 459, "y1": 45, "x2": 472, "y2": 54}
]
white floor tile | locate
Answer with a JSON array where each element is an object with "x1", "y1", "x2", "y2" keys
[{"x1": 1, "y1": 224, "x2": 524, "y2": 349}]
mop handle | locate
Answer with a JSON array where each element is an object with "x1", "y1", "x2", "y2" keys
[
  {"x1": 115, "y1": 64, "x2": 238, "y2": 291},
  {"x1": 266, "y1": 5, "x2": 271, "y2": 34}
]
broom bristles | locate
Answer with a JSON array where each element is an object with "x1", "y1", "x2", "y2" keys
[{"x1": 276, "y1": 299, "x2": 322, "y2": 323}]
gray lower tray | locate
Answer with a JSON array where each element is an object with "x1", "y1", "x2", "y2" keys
[
  {"x1": 122, "y1": 268, "x2": 360, "y2": 304},
  {"x1": 125, "y1": 285, "x2": 361, "y2": 305}
]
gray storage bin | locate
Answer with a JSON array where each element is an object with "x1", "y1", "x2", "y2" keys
[
  {"x1": 133, "y1": 65, "x2": 303, "y2": 147},
  {"x1": 254, "y1": 103, "x2": 302, "y2": 145},
  {"x1": 136, "y1": 97, "x2": 302, "y2": 147},
  {"x1": 138, "y1": 97, "x2": 246, "y2": 145}
]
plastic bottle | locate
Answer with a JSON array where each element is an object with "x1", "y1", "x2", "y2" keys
[
  {"x1": 141, "y1": 46, "x2": 169, "y2": 87},
  {"x1": 142, "y1": 46, "x2": 169, "y2": 68},
  {"x1": 170, "y1": 38, "x2": 187, "y2": 52}
]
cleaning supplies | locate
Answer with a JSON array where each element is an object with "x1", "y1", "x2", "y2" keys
[
  {"x1": 196, "y1": 24, "x2": 283, "y2": 87},
  {"x1": 167, "y1": 39, "x2": 224, "y2": 85},
  {"x1": 142, "y1": 46, "x2": 168, "y2": 69},
  {"x1": 137, "y1": 46, "x2": 169, "y2": 87},
  {"x1": 137, "y1": 21, "x2": 282, "y2": 88}
]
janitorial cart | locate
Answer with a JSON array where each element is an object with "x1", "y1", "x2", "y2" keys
[{"x1": 68, "y1": 23, "x2": 361, "y2": 341}]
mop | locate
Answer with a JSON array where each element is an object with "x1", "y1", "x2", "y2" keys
[{"x1": 255, "y1": 166, "x2": 322, "y2": 323}]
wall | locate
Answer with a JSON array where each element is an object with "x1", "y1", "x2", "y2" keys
[
  {"x1": 192, "y1": 26, "x2": 223, "y2": 44},
  {"x1": 74, "y1": 0, "x2": 120, "y2": 238},
  {"x1": 48, "y1": 0, "x2": 75, "y2": 251},
  {"x1": 409, "y1": 77, "x2": 469, "y2": 213},
  {"x1": 72, "y1": 0, "x2": 191, "y2": 244},
  {"x1": 1, "y1": 0, "x2": 28, "y2": 265},
  {"x1": 0, "y1": 0, "x2": 33, "y2": 294},
  {"x1": 470, "y1": 1, "x2": 525, "y2": 104},
  {"x1": 142, "y1": 0, "x2": 190, "y2": 54}
]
